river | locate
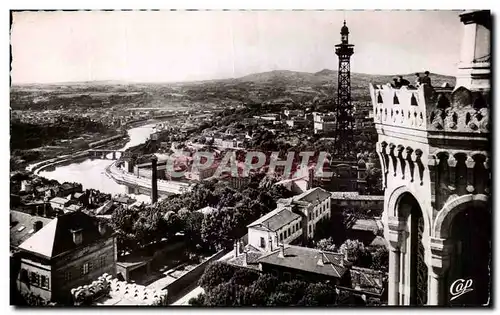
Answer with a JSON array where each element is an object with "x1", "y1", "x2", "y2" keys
[{"x1": 38, "y1": 124, "x2": 158, "y2": 203}]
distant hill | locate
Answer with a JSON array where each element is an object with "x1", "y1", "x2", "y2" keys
[{"x1": 11, "y1": 70, "x2": 456, "y2": 110}]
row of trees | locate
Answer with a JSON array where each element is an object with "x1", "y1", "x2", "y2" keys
[
  {"x1": 315, "y1": 238, "x2": 389, "y2": 273},
  {"x1": 11, "y1": 117, "x2": 112, "y2": 150},
  {"x1": 110, "y1": 178, "x2": 294, "y2": 255},
  {"x1": 191, "y1": 262, "x2": 338, "y2": 306}
]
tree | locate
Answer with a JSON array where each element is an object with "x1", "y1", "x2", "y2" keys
[
  {"x1": 203, "y1": 282, "x2": 240, "y2": 306},
  {"x1": 230, "y1": 268, "x2": 259, "y2": 286},
  {"x1": 299, "y1": 283, "x2": 337, "y2": 306},
  {"x1": 370, "y1": 246, "x2": 389, "y2": 272},
  {"x1": 183, "y1": 211, "x2": 205, "y2": 251},
  {"x1": 274, "y1": 280, "x2": 308, "y2": 304},
  {"x1": 339, "y1": 239, "x2": 366, "y2": 264},
  {"x1": 198, "y1": 262, "x2": 235, "y2": 291},
  {"x1": 201, "y1": 208, "x2": 233, "y2": 250},
  {"x1": 267, "y1": 291, "x2": 294, "y2": 306},
  {"x1": 188, "y1": 293, "x2": 206, "y2": 306},
  {"x1": 365, "y1": 167, "x2": 383, "y2": 195},
  {"x1": 251, "y1": 273, "x2": 278, "y2": 294},
  {"x1": 316, "y1": 237, "x2": 337, "y2": 252}
]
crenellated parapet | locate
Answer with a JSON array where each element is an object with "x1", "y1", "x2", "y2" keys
[
  {"x1": 370, "y1": 84, "x2": 428, "y2": 130},
  {"x1": 370, "y1": 83, "x2": 490, "y2": 135}
]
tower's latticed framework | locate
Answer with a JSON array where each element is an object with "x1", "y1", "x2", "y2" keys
[
  {"x1": 334, "y1": 20, "x2": 355, "y2": 155},
  {"x1": 370, "y1": 10, "x2": 491, "y2": 306}
]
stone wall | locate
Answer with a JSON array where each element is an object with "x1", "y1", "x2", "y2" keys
[{"x1": 165, "y1": 249, "x2": 227, "y2": 304}]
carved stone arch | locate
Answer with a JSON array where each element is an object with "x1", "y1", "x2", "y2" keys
[
  {"x1": 387, "y1": 185, "x2": 432, "y2": 237},
  {"x1": 433, "y1": 194, "x2": 489, "y2": 238}
]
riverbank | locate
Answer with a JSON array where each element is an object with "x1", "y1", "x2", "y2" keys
[
  {"x1": 105, "y1": 162, "x2": 192, "y2": 195},
  {"x1": 28, "y1": 133, "x2": 130, "y2": 174}
]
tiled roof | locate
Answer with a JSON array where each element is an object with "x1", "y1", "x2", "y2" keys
[
  {"x1": 10, "y1": 210, "x2": 53, "y2": 248},
  {"x1": 330, "y1": 191, "x2": 384, "y2": 201},
  {"x1": 18, "y1": 211, "x2": 113, "y2": 259},
  {"x1": 293, "y1": 187, "x2": 331, "y2": 204},
  {"x1": 348, "y1": 267, "x2": 385, "y2": 295},
  {"x1": 247, "y1": 207, "x2": 300, "y2": 232},
  {"x1": 74, "y1": 192, "x2": 85, "y2": 199},
  {"x1": 226, "y1": 251, "x2": 263, "y2": 271},
  {"x1": 49, "y1": 197, "x2": 70, "y2": 205},
  {"x1": 351, "y1": 219, "x2": 380, "y2": 233},
  {"x1": 257, "y1": 245, "x2": 347, "y2": 278}
]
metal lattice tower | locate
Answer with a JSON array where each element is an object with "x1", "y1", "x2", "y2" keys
[{"x1": 334, "y1": 20, "x2": 355, "y2": 155}]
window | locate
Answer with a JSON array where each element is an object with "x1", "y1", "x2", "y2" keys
[
  {"x1": 279, "y1": 233, "x2": 283, "y2": 241},
  {"x1": 260, "y1": 237, "x2": 266, "y2": 248},
  {"x1": 296, "y1": 223, "x2": 299, "y2": 231},
  {"x1": 272, "y1": 269, "x2": 279, "y2": 278},
  {"x1": 309, "y1": 225, "x2": 312, "y2": 233},
  {"x1": 20, "y1": 269, "x2": 29, "y2": 283},
  {"x1": 82, "y1": 263, "x2": 89, "y2": 275},
  {"x1": 316, "y1": 209, "x2": 318, "y2": 218},
  {"x1": 64, "y1": 270, "x2": 72, "y2": 282},
  {"x1": 100, "y1": 256, "x2": 106, "y2": 268},
  {"x1": 88, "y1": 262, "x2": 93, "y2": 272},
  {"x1": 30, "y1": 272, "x2": 40, "y2": 286},
  {"x1": 41, "y1": 275, "x2": 49, "y2": 289},
  {"x1": 288, "y1": 228, "x2": 291, "y2": 236}
]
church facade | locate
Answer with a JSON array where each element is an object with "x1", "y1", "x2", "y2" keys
[{"x1": 370, "y1": 10, "x2": 491, "y2": 306}]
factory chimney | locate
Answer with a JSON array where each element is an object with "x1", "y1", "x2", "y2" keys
[{"x1": 151, "y1": 155, "x2": 158, "y2": 204}]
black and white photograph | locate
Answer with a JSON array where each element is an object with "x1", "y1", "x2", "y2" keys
[{"x1": 9, "y1": 9, "x2": 492, "y2": 307}]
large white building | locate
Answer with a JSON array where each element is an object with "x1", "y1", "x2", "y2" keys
[{"x1": 247, "y1": 187, "x2": 332, "y2": 251}]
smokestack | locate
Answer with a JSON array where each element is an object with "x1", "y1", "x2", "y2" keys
[
  {"x1": 243, "y1": 250, "x2": 248, "y2": 266},
  {"x1": 267, "y1": 234, "x2": 273, "y2": 251},
  {"x1": 234, "y1": 240, "x2": 239, "y2": 258},
  {"x1": 151, "y1": 156, "x2": 158, "y2": 204},
  {"x1": 33, "y1": 221, "x2": 43, "y2": 232},
  {"x1": 98, "y1": 221, "x2": 107, "y2": 235},
  {"x1": 239, "y1": 240, "x2": 245, "y2": 254},
  {"x1": 71, "y1": 229, "x2": 83, "y2": 245},
  {"x1": 317, "y1": 254, "x2": 324, "y2": 266},
  {"x1": 278, "y1": 244, "x2": 285, "y2": 258}
]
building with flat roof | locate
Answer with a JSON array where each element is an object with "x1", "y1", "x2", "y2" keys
[{"x1": 70, "y1": 273, "x2": 168, "y2": 306}]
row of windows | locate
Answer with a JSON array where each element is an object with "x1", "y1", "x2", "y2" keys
[
  {"x1": 278, "y1": 221, "x2": 300, "y2": 242},
  {"x1": 20, "y1": 269, "x2": 49, "y2": 289},
  {"x1": 271, "y1": 269, "x2": 305, "y2": 282},
  {"x1": 309, "y1": 202, "x2": 329, "y2": 221},
  {"x1": 63, "y1": 256, "x2": 107, "y2": 282}
]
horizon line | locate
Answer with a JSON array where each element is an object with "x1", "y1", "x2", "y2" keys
[{"x1": 10, "y1": 68, "x2": 457, "y2": 86}]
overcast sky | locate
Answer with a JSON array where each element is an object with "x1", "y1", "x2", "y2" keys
[{"x1": 11, "y1": 10, "x2": 464, "y2": 84}]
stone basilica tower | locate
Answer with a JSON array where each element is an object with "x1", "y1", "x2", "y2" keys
[{"x1": 369, "y1": 10, "x2": 491, "y2": 306}]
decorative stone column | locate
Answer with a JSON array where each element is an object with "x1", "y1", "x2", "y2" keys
[
  {"x1": 387, "y1": 217, "x2": 407, "y2": 305},
  {"x1": 427, "y1": 237, "x2": 453, "y2": 305}
]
